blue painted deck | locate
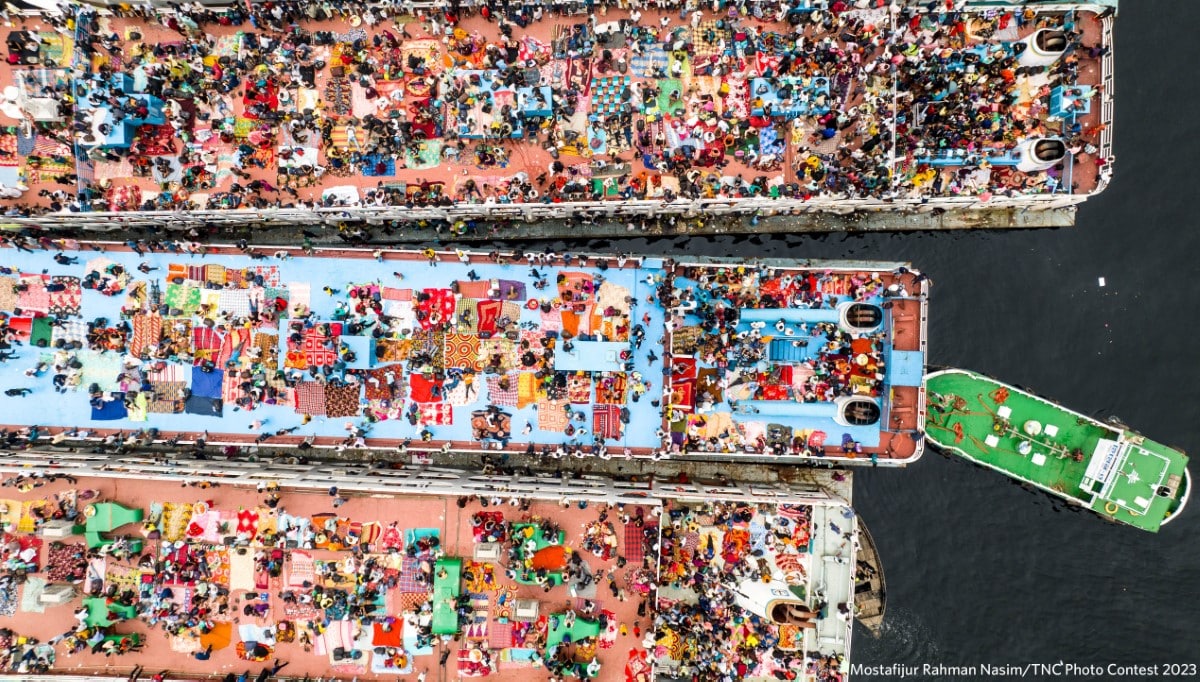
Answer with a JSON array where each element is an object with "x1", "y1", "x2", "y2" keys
[
  {"x1": 0, "y1": 248, "x2": 923, "y2": 456},
  {"x1": 888, "y1": 349, "x2": 925, "y2": 388},
  {"x1": 0, "y1": 248, "x2": 666, "y2": 450}
]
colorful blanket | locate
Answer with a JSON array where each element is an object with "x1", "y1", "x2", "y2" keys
[
  {"x1": 294, "y1": 381, "x2": 327, "y2": 416},
  {"x1": 418, "y1": 402, "x2": 453, "y2": 426},
  {"x1": 593, "y1": 404, "x2": 624, "y2": 440},
  {"x1": 324, "y1": 382, "x2": 361, "y2": 418},
  {"x1": 536, "y1": 398, "x2": 570, "y2": 432},
  {"x1": 485, "y1": 373, "x2": 519, "y2": 407}
]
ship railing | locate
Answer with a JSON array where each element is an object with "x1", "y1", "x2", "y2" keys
[
  {"x1": 0, "y1": 449, "x2": 845, "y2": 507},
  {"x1": 916, "y1": 281, "x2": 931, "y2": 451},
  {"x1": 1097, "y1": 10, "x2": 1116, "y2": 191},
  {"x1": 23, "y1": 0, "x2": 1086, "y2": 12},
  {"x1": 4, "y1": 0, "x2": 818, "y2": 19},
  {"x1": 2, "y1": 192, "x2": 1088, "y2": 229}
]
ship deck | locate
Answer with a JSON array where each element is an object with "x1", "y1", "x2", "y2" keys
[
  {"x1": 0, "y1": 457, "x2": 853, "y2": 682},
  {"x1": 924, "y1": 370, "x2": 1189, "y2": 532},
  {"x1": 0, "y1": 242, "x2": 927, "y2": 463},
  {"x1": 0, "y1": 1, "x2": 1108, "y2": 225}
]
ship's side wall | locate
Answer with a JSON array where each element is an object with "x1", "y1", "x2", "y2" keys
[{"x1": 0, "y1": 449, "x2": 849, "y2": 508}]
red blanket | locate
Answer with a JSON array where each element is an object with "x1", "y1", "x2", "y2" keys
[
  {"x1": 476, "y1": 299, "x2": 503, "y2": 335},
  {"x1": 372, "y1": 623, "x2": 403, "y2": 647},
  {"x1": 417, "y1": 288, "x2": 456, "y2": 329},
  {"x1": 593, "y1": 404, "x2": 623, "y2": 440},
  {"x1": 241, "y1": 80, "x2": 279, "y2": 119},
  {"x1": 409, "y1": 373, "x2": 442, "y2": 403},
  {"x1": 133, "y1": 124, "x2": 177, "y2": 156}
]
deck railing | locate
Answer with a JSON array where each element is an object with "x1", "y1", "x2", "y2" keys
[
  {"x1": 915, "y1": 278, "x2": 931, "y2": 461},
  {"x1": 1, "y1": 191, "x2": 1087, "y2": 231},
  {"x1": 1097, "y1": 11, "x2": 1116, "y2": 190},
  {"x1": 0, "y1": 449, "x2": 845, "y2": 506}
]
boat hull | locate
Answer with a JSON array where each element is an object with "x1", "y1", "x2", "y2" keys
[{"x1": 923, "y1": 369, "x2": 1190, "y2": 533}]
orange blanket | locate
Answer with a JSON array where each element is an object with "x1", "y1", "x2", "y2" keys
[{"x1": 531, "y1": 545, "x2": 568, "y2": 571}]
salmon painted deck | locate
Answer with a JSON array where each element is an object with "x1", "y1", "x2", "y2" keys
[
  {"x1": 0, "y1": 452, "x2": 858, "y2": 681},
  {"x1": 0, "y1": 1, "x2": 1113, "y2": 229}
]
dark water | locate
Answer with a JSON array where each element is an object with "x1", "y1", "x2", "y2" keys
[{"x1": 589, "y1": 2, "x2": 1198, "y2": 679}]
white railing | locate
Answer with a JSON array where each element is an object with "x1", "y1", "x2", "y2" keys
[
  {"x1": 1097, "y1": 12, "x2": 1116, "y2": 190},
  {"x1": 4, "y1": 192, "x2": 1086, "y2": 230},
  {"x1": 914, "y1": 277, "x2": 931, "y2": 462},
  {"x1": 0, "y1": 449, "x2": 847, "y2": 507}
]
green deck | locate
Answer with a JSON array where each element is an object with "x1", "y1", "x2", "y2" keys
[{"x1": 924, "y1": 370, "x2": 1190, "y2": 533}]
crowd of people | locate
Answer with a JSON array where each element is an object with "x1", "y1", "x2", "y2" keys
[
  {"x1": 652, "y1": 499, "x2": 848, "y2": 681},
  {"x1": 0, "y1": 451, "x2": 859, "y2": 681},
  {"x1": 0, "y1": 468, "x2": 706, "y2": 681},
  {"x1": 0, "y1": 0, "x2": 1107, "y2": 221},
  {"x1": 664, "y1": 264, "x2": 900, "y2": 456},
  {"x1": 0, "y1": 242, "x2": 679, "y2": 458}
]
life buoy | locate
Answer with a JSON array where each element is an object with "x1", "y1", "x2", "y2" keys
[
  {"x1": 723, "y1": 134, "x2": 736, "y2": 147},
  {"x1": 1104, "y1": 501, "x2": 1118, "y2": 515},
  {"x1": 703, "y1": 130, "x2": 716, "y2": 143},
  {"x1": 527, "y1": 299, "x2": 539, "y2": 310}
]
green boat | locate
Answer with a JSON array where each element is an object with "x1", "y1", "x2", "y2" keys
[{"x1": 924, "y1": 369, "x2": 1191, "y2": 533}]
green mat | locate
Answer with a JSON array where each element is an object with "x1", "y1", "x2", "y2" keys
[
  {"x1": 19, "y1": 577, "x2": 46, "y2": 613},
  {"x1": 431, "y1": 557, "x2": 462, "y2": 635},
  {"x1": 164, "y1": 283, "x2": 201, "y2": 314},
  {"x1": 546, "y1": 614, "x2": 601, "y2": 650},
  {"x1": 405, "y1": 140, "x2": 443, "y2": 170}
]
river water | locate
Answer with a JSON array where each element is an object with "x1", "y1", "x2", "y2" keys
[{"x1": 592, "y1": 1, "x2": 1198, "y2": 678}]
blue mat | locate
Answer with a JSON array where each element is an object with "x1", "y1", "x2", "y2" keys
[
  {"x1": 184, "y1": 395, "x2": 222, "y2": 417},
  {"x1": 191, "y1": 366, "x2": 224, "y2": 399},
  {"x1": 361, "y1": 153, "x2": 396, "y2": 177},
  {"x1": 16, "y1": 131, "x2": 36, "y2": 156},
  {"x1": 630, "y1": 48, "x2": 668, "y2": 78},
  {"x1": 91, "y1": 394, "x2": 129, "y2": 421}
]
